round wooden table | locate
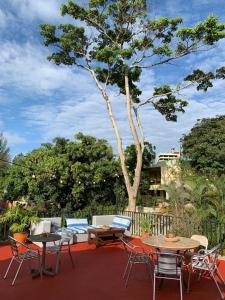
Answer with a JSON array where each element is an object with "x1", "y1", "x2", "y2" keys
[
  {"x1": 29, "y1": 233, "x2": 61, "y2": 276},
  {"x1": 141, "y1": 235, "x2": 200, "y2": 251}
]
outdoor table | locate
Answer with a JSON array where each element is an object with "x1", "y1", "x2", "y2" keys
[
  {"x1": 88, "y1": 227, "x2": 125, "y2": 247},
  {"x1": 141, "y1": 235, "x2": 200, "y2": 251},
  {"x1": 29, "y1": 233, "x2": 61, "y2": 277},
  {"x1": 142, "y1": 235, "x2": 200, "y2": 291}
]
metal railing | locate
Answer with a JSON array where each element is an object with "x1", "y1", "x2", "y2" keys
[{"x1": 1, "y1": 207, "x2": 225, "y2": 249}]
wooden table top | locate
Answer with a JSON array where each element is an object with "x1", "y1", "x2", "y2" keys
[
  {"x1": 88, "y1": 227, "x2": 125, "y2": 234},
  {"x1": 29, "y1": 233, "x2": 61, "y2": 243},
  {"x1": 141, "y1": 235, "x2": 200, "y2": 251}
]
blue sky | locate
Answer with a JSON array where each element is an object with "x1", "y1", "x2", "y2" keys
[{"x1": 0, "y1": 0, "x2": 225, "y2": 158}]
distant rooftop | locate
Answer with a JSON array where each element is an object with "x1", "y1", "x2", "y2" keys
[{"x1": 158, "y1": 148, "x2": 180, "y2": 162}]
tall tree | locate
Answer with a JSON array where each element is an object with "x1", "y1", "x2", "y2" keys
[
  {"x1": 0, "y1": 133, "x2": 10, "y2": 168},
  {"x1": 40, "y1": 0, "x2": 225, "y2": 210},
  {"x1": 0, "y1": 133, "x2": 10, "y2": 200},
  {"x1": 181, "y1": 115, "x2": 225, "y2": 176}
]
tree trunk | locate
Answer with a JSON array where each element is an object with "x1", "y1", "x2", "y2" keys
[
  {"x1": 127, "y1": 189, "x2": 138, "y2": 211},
  {"x1": 124, "y1": 75, "x2": 143, "y2": 211},
  {"x1": 90, "y1": 70, "x2": 144, "y2": 212}
]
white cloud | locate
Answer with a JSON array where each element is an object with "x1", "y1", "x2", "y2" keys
[
  {"x1": 8, "y1": 0, "x2": 63, "y2": 21},
  {"x1": 0, "y1": 42, "x2": 94, "y2": 97},
  {"x1": 3, "y1": 132, "x2": 27, "y2": 145}
]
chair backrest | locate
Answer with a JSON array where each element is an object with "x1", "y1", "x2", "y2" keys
[
  {"x1": 152, "y1": 252, "x2": 183, "y2": 277},
  {"x1": 112, "y1": 216, "x2": 131, "y2": 230},
  {"x1": 120, "y1": 237, "x2": 144, "y2": 255},
  {"x1": 191, "y1": 235, "x2": 208, "y2": 249},
  {"x1": 8, "y1": 236, "x2": 28, "y2": 257},
  {"x1": 207, "y1": 243, "x2": 221, "y2": 267}
]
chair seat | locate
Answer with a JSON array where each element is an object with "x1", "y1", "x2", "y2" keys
[{"x1": 130, "y1": 255, "x2": 151, "y2": 263}]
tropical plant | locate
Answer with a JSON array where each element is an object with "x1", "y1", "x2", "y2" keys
[
  {"x1": 0, "y1": 206, "x2": 40, "y2": 233},
  {"x1": 140, "y1": 216, "x2": 153, "y2": 233},
  {"x1": 163, "y1": 175, "x2": 225, "y2": 237},
  {"x1": 40, "y1": 0, "x2": 225, "y2": 211},
  {"x1": 205, "y1": 175, "x2": 225, "y2": 223},
  {"x1": 163, "y1": 180, "x2": 203, "y2": 237}
]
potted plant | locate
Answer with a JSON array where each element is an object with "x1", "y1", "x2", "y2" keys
[
  {"x1": 140, "y1": 217, "x2": 153, "y2": 238},
  {"x1": 0, "y1": 205, "x2": 40, "y2": 243}
]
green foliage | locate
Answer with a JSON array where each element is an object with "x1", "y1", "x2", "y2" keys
[
  {"x1": 153, "y1": 86, "x2": 188, "y2": 121},
  {"x1": 0, "y1": 133, "x2": 10, "y2": 199},
  {"x1": 0, "y1": 206, "x2": 40, "y2": 233},
  {"x1": 3, "y1": 133, "x2": 124, "y2": 210},
  {"x1": 164, "y1": 174, "x2": 225, "y2": 236},
  {"x1": 205, "y1": 175, "x2": 225, "y2": 223},
  {"x1": 124, "y1": 141, "x2": 156, "y2": 190},
  {"x1": 181, "y1": 115, "x2": 225, "y2": 176},
  {"x1": 139, "y1": 216, "x2": 153, "y2": 233},
  {"x1": 0, "y1": 133, "x2": 10, "y2": 168}
]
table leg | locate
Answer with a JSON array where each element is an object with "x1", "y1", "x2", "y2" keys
[{"x1": 32, "y1": 242, "x2": 55, "y2": 278}]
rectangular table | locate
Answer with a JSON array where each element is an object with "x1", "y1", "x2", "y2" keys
[{"x1": 88, "y1": 227, "x2": 125, "y2": 247}]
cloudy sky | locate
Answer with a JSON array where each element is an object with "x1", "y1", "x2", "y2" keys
[{"x1": 0, "y1": 0, "x2": 225, "y2": 158}]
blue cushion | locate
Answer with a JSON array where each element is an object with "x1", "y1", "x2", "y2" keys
[
  {"x1": 112, "y1": 215, "x2": 131, "y2": 229},
  {"x1": 66, "y1": 218, "x2": 89, "y2": 234},
  {"x1": 67, "y1": 224, "x2": 89, "y2": 234}
]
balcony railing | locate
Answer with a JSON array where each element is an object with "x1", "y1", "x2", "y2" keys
[{"x1": 1, "y1": 208, "x2": 225, "y2": 249}]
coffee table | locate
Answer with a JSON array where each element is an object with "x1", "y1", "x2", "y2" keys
[
  {"x1": 88, "y1": 227, "x2": 125, "y2": 247},
  {"x1": 29, "y1": 233, "x2": 61, "y2": 276}
]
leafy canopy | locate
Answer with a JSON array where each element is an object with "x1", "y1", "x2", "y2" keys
[
  {"x1": 181, "y1": 115, "x2": 225, "y2": 176},
  {"x1": 3, "y1": 133, "x2": 123, "y2": 210},
  {"x1": 40, "y1": 0, "x2": 225, "y2": 121}
]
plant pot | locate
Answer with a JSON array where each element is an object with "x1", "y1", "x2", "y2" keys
[
  {"x1": 13, "y1": 232, "x2": 28, "y2": 244},
  {"x1": 140, "y1": 232, "x2": 151, "y2": 238}
]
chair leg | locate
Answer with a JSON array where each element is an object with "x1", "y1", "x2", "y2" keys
[
  {"x1": 12, "y1": 260, "x2": 23, "y2": 285},
  {"x1": 180, "y1": 274, "x2": 183, "y2": 300},
  {"x1": 187, "y1": 266, "x2": 192, "y2": 293},
  {"x1": 4, "y1": 257, "x2": 14, "y2": 279},
  {"x1": 125, "y1": 261, "x2": 133, "y2": 288},
  {"x1": 55, "y1": 252, "x2": 61, "y2": 274},
  {"x1": 123, "y1": 254, "x2": 131, "y2": 279},
  {"x1": 67, "y1": 242, "x2": 74, "y2": 268},
  {"x1": 153, "y1": 274, "x2": 156, "y2": 300},
  {"x1": 210, "y1": 271, "x2": 225, "y2": 300},
  {"x1": 38, "y1": 255, "x2": 43, "y2": 279}
]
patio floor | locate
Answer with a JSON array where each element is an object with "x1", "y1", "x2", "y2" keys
[{"x1": 0, "y1": 238, "x2": 225, "y2": 300}]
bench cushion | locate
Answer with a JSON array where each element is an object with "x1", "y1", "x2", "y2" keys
[
  {"x1": 66, "y1": 218, "x2": 90, "y2": 234},
  {"x1": 112, "y1": 215, "x2": 131, "y2": 229}
]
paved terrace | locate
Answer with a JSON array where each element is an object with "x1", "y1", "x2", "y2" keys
[{"x1": 0, "y1": 239, "x2": 225, "y2": 300}]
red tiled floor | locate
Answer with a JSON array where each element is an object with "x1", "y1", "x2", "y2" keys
[{"x1": 0, "y1": 238, "x2": 224, "y2": 300}]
